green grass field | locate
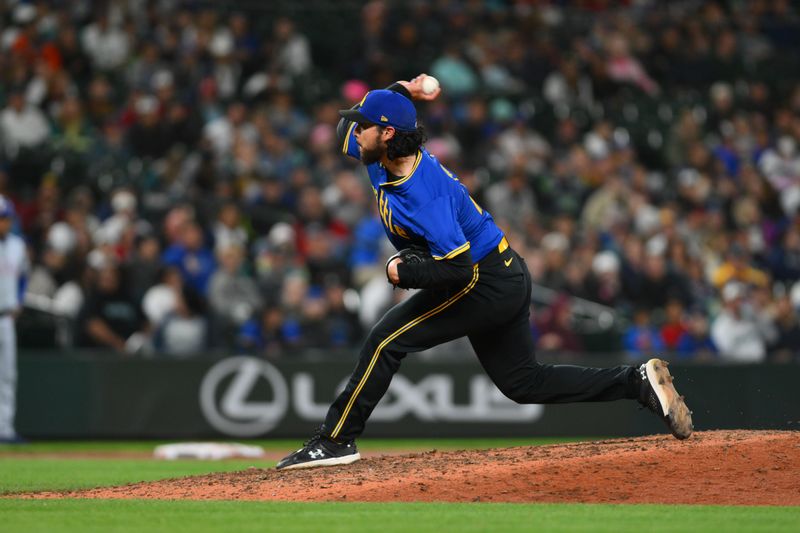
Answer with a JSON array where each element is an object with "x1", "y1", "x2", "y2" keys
[{"x1": 1, "y1": 439, "x2": 798, "y2": 533}]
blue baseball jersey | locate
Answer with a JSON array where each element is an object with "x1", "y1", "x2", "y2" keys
[{"x1": 342, "y1": 123, "x2": 504, "y2": 262}]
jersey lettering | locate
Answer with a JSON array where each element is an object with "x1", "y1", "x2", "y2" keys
[
  {"x1": 379, "y1": 189, "x2": 391, "y2": 229},
  {"x1": 393, "y1": 225, "x2": 409, "y2": 239},
  {"x1": 377, "y1": 189, "x2": 410, "y2": 240}
]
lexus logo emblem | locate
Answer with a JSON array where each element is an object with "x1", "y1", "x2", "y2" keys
[{"x1": 199, "y1": 356, "x2": 289, "y2": 437}]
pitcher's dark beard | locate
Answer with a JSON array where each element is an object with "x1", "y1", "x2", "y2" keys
[{"x1": 360, "y1": 144, "x2": 384, "y2": 165}]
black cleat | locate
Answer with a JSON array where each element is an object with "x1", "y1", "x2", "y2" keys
[
  {"x1": 276, "y1": 432, "x2": 360, "y2": 470},
  {"x1": 638, "y1": 358, "x2": 693, "y2": 440}
]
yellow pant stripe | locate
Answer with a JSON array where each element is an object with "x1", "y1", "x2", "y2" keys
[{"x1": 330, "y1": 264, "x2": 480, "y2": 439}]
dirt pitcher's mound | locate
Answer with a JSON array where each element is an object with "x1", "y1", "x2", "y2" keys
[{"x1": 28, "y1": 430, "x2": 800, "y2": 505}]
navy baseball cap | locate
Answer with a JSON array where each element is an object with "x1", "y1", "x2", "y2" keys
[
  {"x1": 339, "y1": 89, "x2": 417, "y2": 132},
  {"x1": 0, "y1": 195, "x2": 13, "y2": 218}
]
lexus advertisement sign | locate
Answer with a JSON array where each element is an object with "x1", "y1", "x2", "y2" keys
[
  {"x1": 17, "y1": 354, "x2": 773, "y2": 438},
  {"x1": 198, "y1": 356, "x2": 543, "y2": 438}
]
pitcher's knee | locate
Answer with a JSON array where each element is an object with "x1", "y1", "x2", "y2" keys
[
  {"x1": 365, "y1": 322, "x2": 394, "y2": 347},
  {"x1": 494, "y1": 364, "x2": 546, "y2": 404},
  {"x1": 497, "y1": 385, "x2": 534, "y2": 404},
  {"x1": 359, "y1": 329, "x2": 405, "y2": 366}
]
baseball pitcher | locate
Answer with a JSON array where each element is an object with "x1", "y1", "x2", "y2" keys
[{"x1": 277, "y1": 76, "x2": 693, "y2": 469}]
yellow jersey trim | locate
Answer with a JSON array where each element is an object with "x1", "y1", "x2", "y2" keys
[
  {"x1": 433, "y1": 241, "x2": 471, "y2": 260},
  {"x1": 330, "y1": 264, "x2": 480, "y2": 439},
  {"x1": 380, "y1": 151, "x2": 422, "y2": 187},
  {"x1": 342, "y1": 122, "x2": 357, "y2": 155},
  {"x1": 497, "y1": 236, "x2": 509, "y2": 253}
]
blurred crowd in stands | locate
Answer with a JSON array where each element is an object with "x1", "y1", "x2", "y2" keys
[{"x1": 3, "y1": 0, "x2": 800, "y2": 363}]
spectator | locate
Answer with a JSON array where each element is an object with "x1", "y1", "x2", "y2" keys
[
  {"x1": 208, "y1": 27, "x2": 241, "y2": 101},
  {"x1": 304, "y1": 225, "x2": 350, "y2": 289},
  {"x1": 484, "y1": 167, "x2": 537, "y2": 232},
  {"x1": 605, "y1": 33, "x2": 658, "y2": 96},
  {"x1": 322, "y1": 282, "x2": 362, "y2": 348},
  {"x1": 0, "y1": 88, "x2": 49, "y2": 159},
  {"x1": 711, "y1": 282, "x2": 768, "y2": 362},
  {"x1": 127, "y1": 235, "x2": 163, "y2": 305},
  {"x1": 543, "y1": 56, "x2": 594, "y2": 111},
  {"x1": 142, "y1": 267, "x2": 182, "y2": 328},
  {"x1": 237, "y1": 305, "x2": 287, "y2": 358},
  {"x1": 488, "y1": 119, "x2": 551, "y2": 177},
  {"x1": 711, "y1": 243, "x2": 769, "y2": 289},
  {"x1": 758, "y1": 136, "x2": 800, "y2": 216},
  {"x1": 633, "y1": 251, "x2": 689, "y2": 309},
  {"x1": 768, "y1": 226, "x2": 800, "y2": 282},
  {"x1": 247, "y1": 176, "x2": 293, "y2": 235},
  {"x1": 153, "y1": 285, "x2": 209, "y2": 357},
  {"x1": 279, "y1": 271, "x2": 310, "y2": 350},
  {"x1": 213, "y1": 202, "x2": 248, "y2": 253},
  {"x1": 322, "y1": 169, "x2": 370, "y2": 229},
  {"x1": 208, "y1": 243, "x2": 262, "y2": 333},
  {"x1": 660, "y1": 299, "x2": 687, "y2": 351},
  {"x1": 294, "y1": 185, "x2": 349, "y2": 260},
  {"x1": 540, "y1": 232, "x2": 570, "y2": 291},
  {"x1": 76, "y1": 263, "x2": 147, "y2": 354},
  {"x1": 581, "y1": 175, "x2": 626, "y2": 232},
  {"x1": 771, "y1": 293, "x2": 800, "y2": 362},
  {"x1": 126, "y1": 42, "x2": 164, "y2": 90},
  {"x1": 161, "y1": 221, "x2": 216, "y2": 295},
  {"x1": 430, "y1": 43, "x2": 478, "y2": 96},
  {"x1": 81, "y1": 13, "x2": 130, "y2": 72},
  {"x1": 51, "y1": 95, "x2": 95, "y2": 159},
  {"x1": 127, "y1": 95, "x2": 168, "y2": 159},
  {"x1": 95, "y1": 189, "x2": 139, "y2": 257},
  {"x1": 272, "y1": 17, "x2": 312, "y2": 79},
  {"x1": 535, "y1": 294, "x2": 584, "y2": 354},
  {"x1": 623, "y1": 307, "x2": 666, "y2": 360},
  {"x1": 202, "y1": 101, "x2": 257, "y2": 158},
  {"x1": 585, "y1": 250, "x2": 622, "y2": 307},
  {"x1": 299, "y1": 287, "x2": 332, "y2": 349},
  {"x1": 25, "y1": 222, "x2": 78, "y2": 304},
  {"x1": 252, "y1": 222, "x2": 299, "y2": 304},
  {"x1": 348, "y1": 210, "x2": 385, "y2": 288},
  {"x1": 675, "y1": 311, "x2": 716, "y2": 360}
]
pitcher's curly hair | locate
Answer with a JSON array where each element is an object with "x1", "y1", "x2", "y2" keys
[{"x1": 384, "y1": 124, "x2": 427, "y2": 160}]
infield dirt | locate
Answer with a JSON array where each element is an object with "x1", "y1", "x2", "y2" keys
[{"x1": 23, "y1": 430, "x2": 800, "y2": 505}]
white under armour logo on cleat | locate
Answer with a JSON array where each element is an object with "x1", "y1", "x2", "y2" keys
[{"x1": 308, "y1": 449, "x2": 324, "y2": 459}]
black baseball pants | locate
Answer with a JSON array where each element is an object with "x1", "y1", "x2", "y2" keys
[{"x1": 322, "y1": 241, "x2": 641, "y2": 441}]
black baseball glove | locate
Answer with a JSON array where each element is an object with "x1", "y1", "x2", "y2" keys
[{"x1": 386, "y1": 245, "x2": 433, "y2": 285}]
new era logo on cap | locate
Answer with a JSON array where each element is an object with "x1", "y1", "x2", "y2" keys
[{"x1": 339, "y1": 90, "x2": 418, "y2": 131}]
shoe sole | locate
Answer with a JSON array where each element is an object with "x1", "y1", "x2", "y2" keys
[
  {"x1": 277, "y1": 452, "x2": 361, "y2": 471},
  {"x1": 645, "y1": 358, "x2": 693, "y2": 440}
]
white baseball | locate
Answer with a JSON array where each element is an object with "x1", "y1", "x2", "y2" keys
[{"x1": 421, "y1": 76, "x2": 440, "y2": 95}]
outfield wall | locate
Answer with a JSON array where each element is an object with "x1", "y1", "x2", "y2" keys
[{"x1": 16, "y1": 353, "x2": 800, "y2": 438}]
